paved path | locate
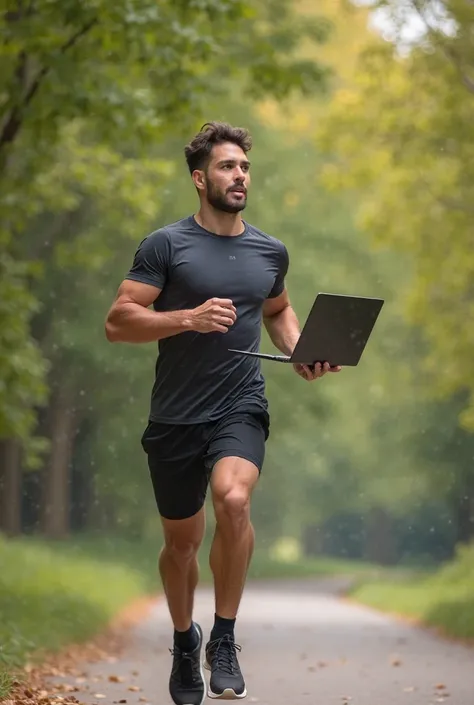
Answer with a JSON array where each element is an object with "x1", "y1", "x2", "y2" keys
[{"x1": 48, "y1": 578, "x2": 473, "y2": 705}]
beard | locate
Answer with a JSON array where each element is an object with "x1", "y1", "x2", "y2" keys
[{"x1": 206, "y1": 179, "x2": 247, "y2": 214}]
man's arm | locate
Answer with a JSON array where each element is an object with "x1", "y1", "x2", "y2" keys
[
  {"x1": 105, "y1": 280, "x2": 193, "y2": 343},
  {"x1": 263, "y1": 289, "x2": 341, "y2": 381},
  {"x1": 105, "y1": 280, "x2": 236, "y2": 343},
  {"x1": 262, "y1": 289, "x2": 300, "y2": 356}
]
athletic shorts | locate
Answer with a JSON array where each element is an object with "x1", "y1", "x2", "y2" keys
[{"x1": 140, "y1": 406, "x2": 270, "y2": 521}]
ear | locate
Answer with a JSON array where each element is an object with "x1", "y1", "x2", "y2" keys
[{"x1": 191, "y1": 169, "x2": 206, "y2": 192}]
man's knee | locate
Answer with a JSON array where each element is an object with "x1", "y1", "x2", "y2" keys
[
  {"x1": 214, "y1": 487, "x2": 252, "y2": 534},
  {"x1": 162, "y1": 511, "x2": 204, "y2": 562},
  {"x1": 211, "y1": 456, "x2": 258, "y2": 529},
  {"x1": 215, "y1": 487, "x2": 250, "y2": 515}
]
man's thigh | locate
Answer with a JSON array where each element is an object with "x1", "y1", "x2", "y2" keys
[
  {"x1": 141, "y1": 421, "x2": 211, "y2": 521},
  {"x1": 204, "y1": 408, "x2": 269, "y2": 478}
]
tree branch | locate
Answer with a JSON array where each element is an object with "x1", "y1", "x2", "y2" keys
[
  {"x1": 0, "y1": 17, "x2": 98, "y2": 154},
  {"x1": 439, "y1": 197, "x2": 474, "y2": 216},
  {"x1": 442, "y1": 45, "x2": 474, "y2": 96},
  {"x1": 410, "y1": 0, "x2": 474, "y2": 96}
]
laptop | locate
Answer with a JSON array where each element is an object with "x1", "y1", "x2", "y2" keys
[{"x1": 228, "y1": 292, "x2": 384, "y2": 368}]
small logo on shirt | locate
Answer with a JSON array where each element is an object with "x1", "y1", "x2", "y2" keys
[{"x1": 229, "y1": 255, "x2": 236, "y2": 260}]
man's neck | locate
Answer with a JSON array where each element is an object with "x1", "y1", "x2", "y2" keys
[{"x1": 194, "y1": 205, "x2": 244, "y2": 237}]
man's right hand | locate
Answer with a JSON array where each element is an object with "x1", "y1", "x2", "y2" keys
[{"x1": 190, "y1": 298, "x2": 237, "y2": 333}]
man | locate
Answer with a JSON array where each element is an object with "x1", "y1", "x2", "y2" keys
[{"x1": 105, "y1": 121, "x2": 341, "y2": 704}]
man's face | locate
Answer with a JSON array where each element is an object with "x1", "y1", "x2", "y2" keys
[{"x1": 195, "y1": 142, "x2": 251, "y2": 213}]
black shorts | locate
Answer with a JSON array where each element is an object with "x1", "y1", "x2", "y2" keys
[{"x1": 140, "y1": 406, "x2": 270, "y2": 521}]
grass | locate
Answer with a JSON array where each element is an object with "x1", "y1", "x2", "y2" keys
[
  {"x1": 0, "y1": 671, "x2": 15, "y2": 701},
  {"x1": 0, "y1": 534, "x2": 153, "y2": 698},
  {"x1": 349, "y1": 541, "x2": 474, "y2": 641}
]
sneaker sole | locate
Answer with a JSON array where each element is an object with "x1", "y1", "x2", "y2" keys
[
  {"x1": 195, "y1": 625, "x2": 206, "y2": 705},
  {"x1": 203, "y1": 661, "x2": 247, "y2": 700}
]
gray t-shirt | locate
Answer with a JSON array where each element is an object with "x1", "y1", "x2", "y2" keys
[{"x1": 125, "y1": 215, "x2": 289, "y2": 424}]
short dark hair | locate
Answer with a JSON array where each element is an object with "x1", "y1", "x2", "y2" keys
[{"x1": 184, "y1": 121, "x2": 252, "y2": 174}]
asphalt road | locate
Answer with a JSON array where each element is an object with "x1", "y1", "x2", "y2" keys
[{"x1": 48, "y1": 578, "x2": 474, "y2": 705}]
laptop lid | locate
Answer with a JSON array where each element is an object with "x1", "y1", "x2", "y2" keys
[{"x1": 290, "y1": 292, "x2": 384, "y2": 367}]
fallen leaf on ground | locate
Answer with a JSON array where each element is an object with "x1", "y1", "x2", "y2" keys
[
  {"x1": 108, "y1": 676, "x2": 125, "y2": 683},
  {"x1": 435, "y1": 684, "x2": 447, "y2": 690},
  {"x1": 93, "y1": 694, "x2": 107, "y2": 699},
  {"x1": 128, "y1": 686, "x2": 141, "y2": 692}
]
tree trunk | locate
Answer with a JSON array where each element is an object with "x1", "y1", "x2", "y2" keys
[
  {"x1": 0, "y1": 439, "x2": 22, "y2": 536},
  {"x1": 454, "y1": 493, "x2": 474, "y2": 544},
  {"x1": 41, "y1": 378, "x2": 77, "y2": 539},
  {"x1": 302, "y1": 523, "x2": 323, "y2": 557},
  {"x1": 364, "y1": 506, "x2": 397, "y2": 566}
]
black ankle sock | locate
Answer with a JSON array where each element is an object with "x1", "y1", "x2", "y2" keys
[
  {"x1": 210, "y1": 614, "x2": 236, "y2": 641},
  {"x1": 174, "y1": 622, "x2": 199, "y2": 652}
]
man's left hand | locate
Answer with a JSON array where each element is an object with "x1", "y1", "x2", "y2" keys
[{"x1": 293, "y1": 361, "x2": 342, "y2": 382}]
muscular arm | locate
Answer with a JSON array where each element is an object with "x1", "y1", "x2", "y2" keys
[
  {"x1": 262, "y1": 289, "x2": 301, "y2": 356},
  {"x1": 105, "y1": 280, "x2": 193, "y2": 343}
]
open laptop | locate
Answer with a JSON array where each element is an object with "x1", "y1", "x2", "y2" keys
[{"x1": 228, "y1": 292, "x2": 384, "y2": 368}]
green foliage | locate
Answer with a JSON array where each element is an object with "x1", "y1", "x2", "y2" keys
[
  {"x1": 0, "y1": 0, "x2": 330, "y2": 172},
  {"x1": 351, "y1": 541, "x2": 474, "y2": 640},
  {"x1": 1, "y1": 0, "x2": 472, "y2": 567},
  {"x1": 0, "y1": 255, "x2": 48, "y2": 445},
  {"x1": 0, "y1": 0, "x2": 331, "y2": 447},
  {"x1": 0, "y1": 534, "x2": 150, "y2": 681},
  {"x1": 0, "y1": 670, "x2": 15, "y2": 701},
  {"x1": 317, "y1": 2, "x2": 474, "y2": 429}
]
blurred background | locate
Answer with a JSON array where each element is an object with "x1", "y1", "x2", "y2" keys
[{"x1": 1, "y1": 0, "x2": 473, "y2": 689}]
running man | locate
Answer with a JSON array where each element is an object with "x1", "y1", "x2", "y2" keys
[{"x1": 105, "y1": 121, "x2": 341, "y2": 704}]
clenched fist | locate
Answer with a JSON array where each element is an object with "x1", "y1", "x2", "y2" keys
[{"x1": 190, "y1": 298, "x2": 237, "y2": 333}]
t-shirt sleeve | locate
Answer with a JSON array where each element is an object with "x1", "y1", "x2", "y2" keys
[
  {"x1": 267, "y1": 241, "x2": 289, "y2": 298},
  {"x1": 125, "y1": 229, "x2": 170, "y2": 289}
]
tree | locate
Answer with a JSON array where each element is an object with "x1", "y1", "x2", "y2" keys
[
  {"x1": 0, "y1": 0, "x2": 332, "y2": 535},
  {"x1": 316, "y1": 2, "x2": 474, "y2": 429},
  {"x1": 0, "y1": 0, "x2": 332, "y2": 443}
]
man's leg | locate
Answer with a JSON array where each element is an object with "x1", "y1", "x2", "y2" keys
[
  {"x1": 204, "y1": 456, "x2": 259, "y2": 699},
  {"x1": 142, "y1": 420, "x2": 210, "y2": 705},
  {"x1": 159, "y1": 510, "x2": 207, "y2": 705},
  {"x1": 159, "y1": 508, "x2": 206, "y2": 633},
  {"x1": 201, "y1": 408, "x2": 267, "y2": 699},
  {"x1": 209, "y1": 457, "x2": 258, "y2": 622}
]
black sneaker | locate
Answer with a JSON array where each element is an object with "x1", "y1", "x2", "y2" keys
[
  {"x1": 204, "y1": 634, "x2": 247, "y2": 699},
  {"x1": 169, "y1": 623, "x2": 205, "y2": 705}
]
